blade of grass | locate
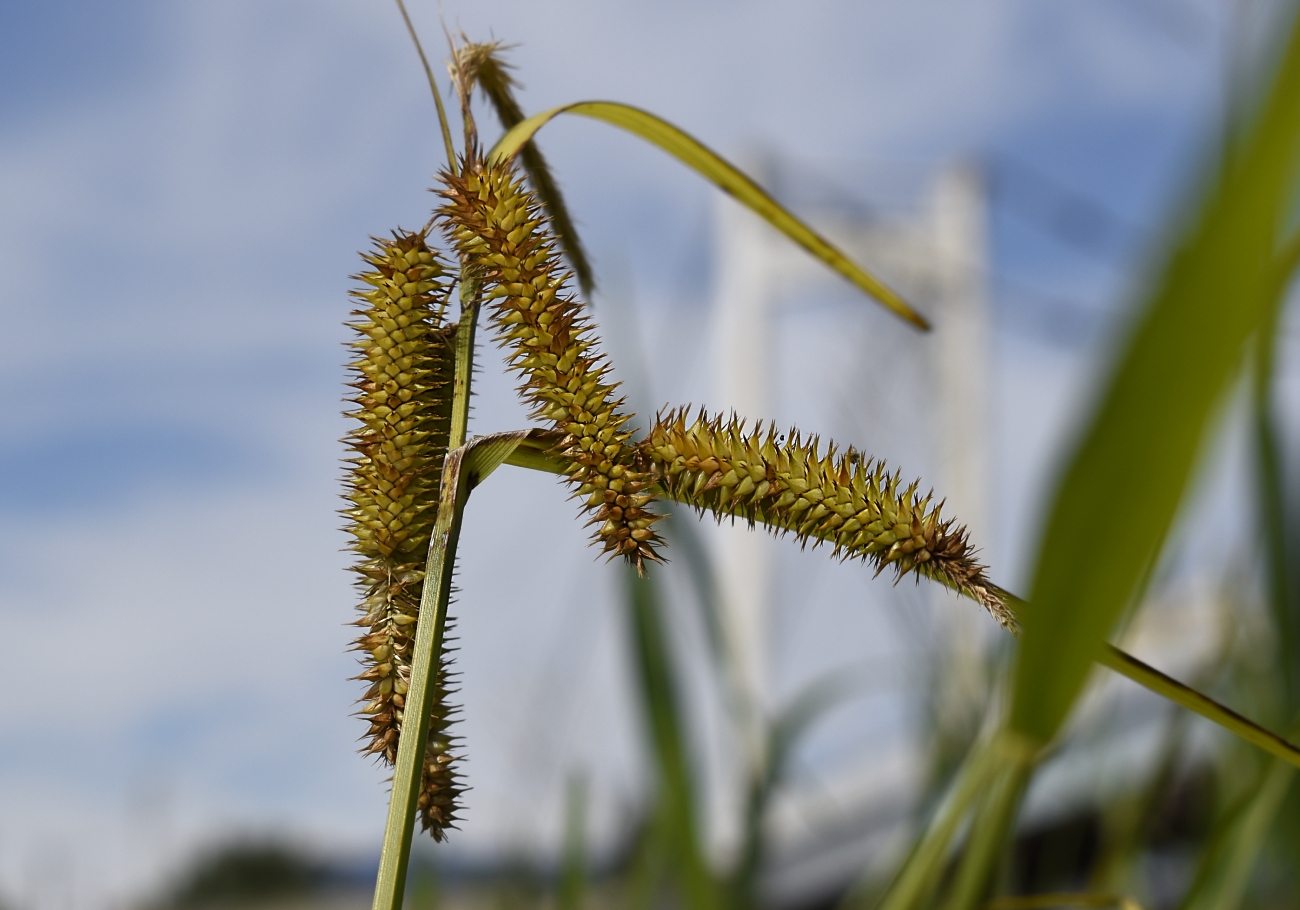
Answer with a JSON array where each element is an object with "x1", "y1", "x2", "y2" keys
[
  {"x1": 942, "y1": 754, "x2": 1035, "y2": 910},
  {"x1": 558, "y1": 775, "x2": 589, "y2": 910},
  {"x1": 848, "y1": 734, "x2": 1003, "y2": 910},
  {"x1": 987, "y1": 895, "x2": 1143, "y2": 910},
  {"x1": 371, "y1": 430, "x2": 536, "y2": 910},
  {"x1": 731, "y1": 672, "x2": 858, "y2": 910},
  {"x1": 1010, "y1": 3, "x2": 1300, "y2": 750},
  {"x1": 1177, "y1": 747, "x2": 1296, "y2": 910},
  {"x1": 1254, "y1": 247, "x2": 1300, "y2": 712},
  {"x1": 624, "y1": 565, "x2": 718, "y2": 910},
  {"x1": 1097, "y1": 645, "x2": 1300, "y2": 769},
  {"x1": 486, "y1": 101, "x2": 927, "y2": 330},
  {"x1": 393, "y1": 0, "x2": 456, "y2": 172}
]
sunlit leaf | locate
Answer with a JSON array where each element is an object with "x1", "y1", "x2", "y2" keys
[{"x1": 487, "y1": 101, "x2": 929, "y2": 329}]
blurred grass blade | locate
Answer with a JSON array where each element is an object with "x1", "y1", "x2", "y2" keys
[
  {"x1": 624, "y1": 565, "x2": 718, "y2": 910},
  {"x1": 1177, "y1": 752, "x2": 1296, "y2": 910},
  {"x1": 1010, "y1": 6, "x2": 1300, "y2": 747},
  {"x1": 470, "y1": 47, "x2": 595, "y2": 295},
  {"x1": 988, "y1": 896, "x2": 1143, "y2": 909},
  {"x1": 1254, "y1": 236, "x2": 1300, "y2": 712},
  {"x1": 858, "y1": 735, "x2": 1002, "y2": 910},
  {"x1": 487, "y1": 101, "x2": 928, "y2": 329},
  {"x1": 733, "y1": 673, "x2": 857, "y2": 910},
  {"x1": 558, "y1": 774, "x2": 589, "y2": 910},
  {"x1": 942, "y1": 755, "x2": 1034, "y2": 910}
]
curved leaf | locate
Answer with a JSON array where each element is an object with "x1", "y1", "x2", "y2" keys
[
  {"x1": 1010, "y1": 6, "x2": 1300, "y2": 747},
  {"x1": 487, "y1": 101, "x2": 928, "y2": 330}
]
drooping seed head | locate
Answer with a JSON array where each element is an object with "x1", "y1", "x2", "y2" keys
[
  {"x1": 438, "y1": 161, "x2": 664, "y2": 572},
  {"x1": 645, "y1": 407, "x2": 1016, "y2": 630}
]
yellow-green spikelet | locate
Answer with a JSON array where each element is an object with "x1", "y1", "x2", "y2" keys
[
  {"x1": 645, "y1": 408, "x2": 1016, "y2": 630},
  {"x1": 343, "y1": 228, "x2": 464, "y2": 839},
  {"x1": 438, "y1": 162, "x2": 663, "y2": 571}
]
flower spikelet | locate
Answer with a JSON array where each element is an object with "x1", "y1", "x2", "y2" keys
[
  {"x1": 342, "y1": 228, "x2": 463, "y2": 838},
  {"x1": 438, "y1": 162, "x2": 663, "y2": 571},
  {"x1": 645, "y1": 408, "x2": 1016, "y2": 630}
]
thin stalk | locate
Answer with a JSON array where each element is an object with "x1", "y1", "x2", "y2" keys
[
  {"x1": 394, "y1": 0, "x2": 456, "y2": 173},
  {"x1": 1097, "y1": 645, "x2": 1300, "y2": 769},
  {"x1": 987, "y1": 895, "x2": 1142, "y2": 910},
  {"x1": 448, "y1": 276, "x2": 479, "y2": 450},
  {"x1": 501, "y1": 440, "x2": 1300, "y2": 768},
  {"x1": 372, "y1": 443, "x2": 474, "y2": 910}
]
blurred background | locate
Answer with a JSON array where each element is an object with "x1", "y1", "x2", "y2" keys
[{"x1": 1, "y1": 2, "x2": 1298, "y2": 910}]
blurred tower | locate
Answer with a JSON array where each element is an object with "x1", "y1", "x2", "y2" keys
[{"x1": 708, "y1": 155, "x2": 993, "y2": 758}]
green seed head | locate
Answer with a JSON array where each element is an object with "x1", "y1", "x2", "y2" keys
[
  {"x1": 645, "y1": 407, "x2": 1015, "y2": 630},
  {"x1": 343, "y1": 228, "x2": 463, "y2": 838}
]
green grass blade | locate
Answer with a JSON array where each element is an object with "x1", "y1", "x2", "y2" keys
[
  {"x1": 624, "y1": 565, "x2": 718, "y2": 910},
  {"x1": 558, "y1": 775, "x2": 589, "y2": 910},
  {"x1": 732, "y1": 674, "x2": 856, "y2": 910},
  {"x1": 1010, "y1": 6, "x2": 1300, "y2": 747},
  {"x1": 1097, "y1": 645, "x2": 1300, "y2": 769},
  {"x1": 1177, "y1": 753, "x2": 1296, "y2": 910},
  {"x1": 941, "y1": 755, "x2": 1034, "y2": 910},
  {"x1": 486, "y1": 101, "x2": 927, "y2": 330},
  {"x1": 1254, "y1": 240, "x2": 1300, "y2": 711},
  {"x1": 393, "y1": 0, "x2": 456, "y2": 173},
  {"x1": 857, "y1": 735, "x2": 1005, "y2": 910}
]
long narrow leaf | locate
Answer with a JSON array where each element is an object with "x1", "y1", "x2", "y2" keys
[
  {"x1": 1011, "y1": 6, "x2": 1300, "y2": 747},
  {"x1": 861, "y1": 735, "x2": 1004, "y2": 910},
  {"x1": 486, "y1": 101, "x2": 928, "y2": 330},
  {"x1": 1177, "y1": 753, "x2": 1296, "y2": 910},
  {"x1": 624, "y1": 565, "x2": 718, "y2": 910}
]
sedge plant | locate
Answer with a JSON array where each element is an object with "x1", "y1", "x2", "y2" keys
[{"x1": 344, "y1": 10, "x2": 1300, "y2": 910}]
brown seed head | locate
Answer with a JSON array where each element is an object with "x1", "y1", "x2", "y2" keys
[{"x1": 437, "y1": 162, "x2": 664, "y2": 571}]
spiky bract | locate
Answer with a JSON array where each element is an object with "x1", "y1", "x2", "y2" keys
[
  {"x1": 645, "y1": 408, "x2": 1016, "y2": 630},
  {"x1": 439, "y1": 162, "x2": 663, "y2": 571},
  {"x1": 343, "y1": 228, "x2": 463, "y2": 838}
]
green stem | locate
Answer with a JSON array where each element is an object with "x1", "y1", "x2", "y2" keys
[
  {"x1": 501, "y1": 438, "x2": 1300, "y2": 769},
  {"x1": 448, "y1": 276, "x2": 479, "y2": 451},
  {"x1": 1097, "y1": 645, "x2": 1300, "y2": 769},
  {"x1": 372, "y1": 444, "x2": 474, "y2": 910},
  {"x1": 370, "y1": 262, "x2": 479, "y2": 910}
]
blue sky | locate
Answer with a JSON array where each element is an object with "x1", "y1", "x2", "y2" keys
[{"x1": 0, "y1": 2, "x2": 1273, "y2": 909}]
